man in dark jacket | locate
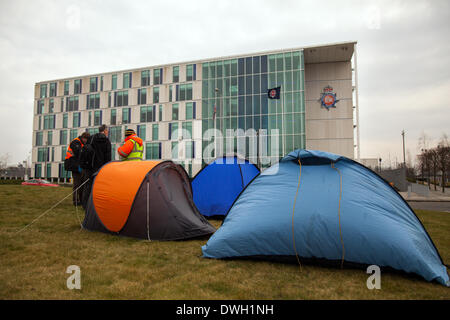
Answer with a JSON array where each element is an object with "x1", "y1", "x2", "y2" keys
[
  {"x1": 81, "y1": 124, "x2": 112, "y2": 209},
  {"x1": 65, "y1": 132, "x2": 90, "y2": 206}
]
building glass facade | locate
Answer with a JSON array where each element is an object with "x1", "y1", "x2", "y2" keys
[{"x1": 201, "y1": 50, "x2": 305, "y2": 166}]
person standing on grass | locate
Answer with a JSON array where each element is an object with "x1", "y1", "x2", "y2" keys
[
  {"x1": 80, "y1": 124, "x2": 111, "y2": 209},
  {"x1": 64, "y1": 132, "x2": 90, "y2": 206},
  {"x1": 117, "y1": 129, "x2": 144, "y2": 161}
]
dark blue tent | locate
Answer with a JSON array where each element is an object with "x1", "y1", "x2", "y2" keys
[
  {"x1": 202, "y1": 150, "x2": 449, "y2": 286},
  {"x1": 192, "y1": 156, "x2": 260, "y2": 217}
]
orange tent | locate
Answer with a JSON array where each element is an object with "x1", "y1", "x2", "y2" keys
[{"x1": 82, "y1": 160, "x2": 216, "y2": 240}]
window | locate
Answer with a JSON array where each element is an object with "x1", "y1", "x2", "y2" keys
[
  {"x1": 74, "y1": 79, "x2": 82, "y2": 94},
  {"x1": 66, "y1": 96, "x2": 79, "y2": 111},
  {"x1": 60, "y1": 98, "x2": 64, "y2": 112},
  {"x1": 109, "y1": 126, "x2": 122, "y2": 143},
  {"x1": 111, "y1": 144, "x2": 116, "y2": 160},
  {"x1": 63, "y1": 113, "x2": 68, "y2": 128},
  {"x1": 70, "y1": 129, "x2": 78, "y2": 141},
  {"x1": 44, "y1": 115, "x2": 55, "y2": 129},
  {"x1": 49, "y1": 83, "x2": 57, "y2": 97},
  {"x1": 169, "y1": 122, "x2": 178, "y2": 140},
  {"x1": 37, "y1": 100, "x2": 44, "y2": 114},
  {"x1": 185, "y1": 102, "x2": 196, "y2": 119},
  {"x1": 35, "y1": 164, "x2": 42, "y2": 178},
  {"x1": 90, "y1": 77, "x2": 98, "y2": 92},
  {"x1": 171, "y1": 141, "x2": 179, "y2": 159},
  {"x1": 61, "y1": 146, "x2": 67, "y2": 161},
  {"x1": 86, "y1": 93, "x2": 100, "y2": 109},
  {"x1": 138, "y1": 88, "x2": 147, "y2": 105},
  {"x1": 173, "y1": 66, "x2": 179, "y2": 83},
  {"x1": 46, "y1": 163, "x2": 52, "y2": 178},
  {"x1": 100, "y1": 76, "x2": 104, "y2": 91},
  {"x1": 182, "y1": 121, "x2": 192, "y2": 139},
  {"x1": 159, "y1": 105, "x2": 163, "y2": 121},
  {"x1": 172, "y1": 103, "x2": 179, "y2": 120},
  {"x1": 186, "y1": 64, "x2": 195, "y2": 81},
  {"x1": 176, "y1": 83, "x2": 193, "y2": 101},
  {"x1": 152, "y1": 124, "x2": 159, "y2": 140},
  {"x1": 145, "y1": 142, "x2": 161, "y2": 160},
  {"x1": 185, "y1": 141, "x2": 195, "y2": 159},
  {"x1": 153, "y1": 87, "x2": 159, "y2": 103},
  {"x1": 64, "y1": 81, "x2": 69, "y2": 95},
  {"x1": 88, "y1": 111, "x2": 92, "y2": 126},
  {"x1": 49, "y1": 99, "x2": 54, "y2": 113},
  {"x1": 137, "y1": 125, "x2": 146, "y2": 140},
  {"x1": 60, "y1": 130, "x2": 67, "y2": 145},
  {"x1": 202, "y1": 62, "x2": 209, "y2": 79},
  {"x1": 40, "y1": 84, "x2": 47, "y2": 98},
  {"x1": 47, "y1": 131, "x2": 53, "y2": 145},
  {"x1": 169, "y1": 85, "x2": 173, "y2": 102},
  {"x1": 36, "y1": 131, "x2": 43, "y2": 146},
  {"x1": 111, "y1": 74, "x2": 117, "y2": 90},
  {"x1": 114, "y1": 90, "x2": 128, "y2": 107},
  {"x1": 59, "y1": 162, "x2": 71, "y2": 178},
  {"x1": 153, "y1": 68, "x2": 162, "y2": 85},
  {"x1": 122, "y1": 108, "x2": 131, "y2": 124},
  {"x1": 123, "y1": 72, "x2": 132, "y2": 89},
  {"x1": 111, "y1": 109, "x2": 117, "y2": 125},
  {"x1": 141, "y1": 70, "x2": 150, "y2": 86},
  {"x1": 73, "y1": 112, "x2": 81, "y2": 128},
  {"x1": 94, "y1": 110, "x2": 102, "y2": 126},
  {"x1": 37, "y1": 148, "x2": 48, "y2": 162},
  {"x1": 140, "y1": 106, "x2": 155, "y2": 122}
]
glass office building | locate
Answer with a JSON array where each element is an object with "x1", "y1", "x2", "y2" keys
[
  {"x1": 201, "y1": 51, "x2": 305, "y2": 167},
  {"x1": 31, "y1": 42, "x2": 358, "y2": 181}
]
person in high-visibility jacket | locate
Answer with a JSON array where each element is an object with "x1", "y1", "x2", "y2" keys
[
  {"x1": 118, "y1": 129, "x2": 144, "y2": 161},
  {"x1": 64, "y1": 132, "x2": 90, "y2": 206}
]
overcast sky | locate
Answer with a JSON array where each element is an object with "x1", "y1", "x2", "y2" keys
[{"x1": 0, "y1": 0, "x2": 449, "y2": 167}]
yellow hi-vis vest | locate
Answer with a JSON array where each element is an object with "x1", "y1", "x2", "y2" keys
[{"x1": 122, "y1": 139, "x2": 144, "y2": 161}]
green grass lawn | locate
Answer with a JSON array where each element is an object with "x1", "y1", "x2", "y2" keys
[{"x1": 0, "y1": 185, "x2": 449, "y2": 299}]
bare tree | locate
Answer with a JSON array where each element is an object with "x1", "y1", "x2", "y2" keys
[
  {"x1": 437, "y1": 135, "x2": 450, "y2": 193},
  {"x1": 429, "y1": 149, "x2": 439, "y2": 191},
  {"x1": 417, "y1": 149, "x2": 433, "y2": 188},
  {"x1": 417, "y1": 131, "x2": 431, "y2": 153}
]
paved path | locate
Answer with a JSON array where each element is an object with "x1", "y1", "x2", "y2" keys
[
  {"x1": 407, "y1": 201, "x2": 450, "y2": 213},
  {"x1": 399, "y1": 189, "x2": 450, "y2": 202}
]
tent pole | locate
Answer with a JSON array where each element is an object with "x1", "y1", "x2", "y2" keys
[{"x1": 147, "y1": 181, "x2": 151, "y2": 242}]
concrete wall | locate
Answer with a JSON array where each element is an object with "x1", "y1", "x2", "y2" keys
[
  {"x1": 379, "y1": 167, "x2": 408, "y2": 192},
  {"x1": 304, "y1": 61, "x2": 354, "y2": 158}
]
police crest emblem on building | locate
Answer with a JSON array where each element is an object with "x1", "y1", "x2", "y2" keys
[{"x1": 319, "y1": 86, "x2": 339, "y2": 110}]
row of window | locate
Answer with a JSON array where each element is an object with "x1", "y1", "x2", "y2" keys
[
  {"x1": 35, "y1": 142, "x2": 198, "y2": 178},
  {"x1": 201, "y1": 91, "x2": 305, "y2": 119},
  {"x1": 35, "y1": 140, "x2": 196, "y2": 168},
  {"x1": 36, "y1": 101, "x2": 197, "y2": 133},
  {"x1": 202, "y1": 52, "x2": 303, "y2": 80},
  {"x1": 201, "y1": 112, "x2": 305, "y2": 135},
  {"x1": 201, "y1": 134, "x2": 305, "y2": 160},
  {"x1": 37, "y1": 82, "x2": 195, "y2": 115},
  {"x1": 39, "y1": 64, "x2": 197, "y2": 99},
  {"x1": 35, "y1": 119, "x2": 195, "y2": 147},
  {"x1": 202, "y1": 70, "x2": 304, "y2": 99}
]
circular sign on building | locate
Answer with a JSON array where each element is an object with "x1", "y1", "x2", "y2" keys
[{"x1": 320, "y1": 86, "x2": 339, "y2": 110}]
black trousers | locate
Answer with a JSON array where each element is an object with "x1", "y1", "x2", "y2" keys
[
  {"x1": 81, "y1": 169, "x2": 94, "y2": 210},
  {"x1": 72, "y1": 171, "x2": 83, "y2": 205}
]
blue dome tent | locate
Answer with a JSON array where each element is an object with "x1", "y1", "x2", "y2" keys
[
  {"x1": 192, "y1": 155, "x2": 260, "y2": 217},
  {"x1": 202, "y1": 150, "x2": 449, "y2": 286}
]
